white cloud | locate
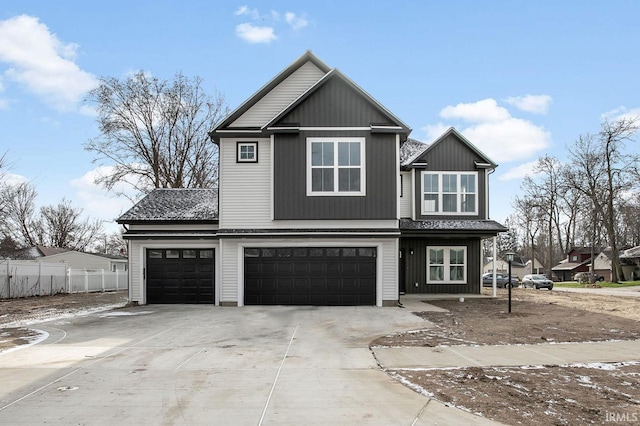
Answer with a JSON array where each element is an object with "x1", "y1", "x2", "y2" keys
[
  {"x1": 69, "y1": 166, "x2": 140, "y2": 225},
  {"x1": 234, "y1": 7, "x2": 309, "y2": 43},
  {"x1": 504, "y1": 94, "x2": 552, "y2": 114},
  {"x1": 424, "y1": 98, "x2": 551, "y2": 163},
  {"x1": 285, "y1": 12, "x2": 308, "y2": 31},
  {"x1": 2, "y1": 172, "x2": 29, "y2": 186},
  {"x1": 234, "y1": 6, "x2": 260, "y2": 20},
  {"x1": 498, "y1": 160, "x2": 540, "y2": 181},
  {"x1": 601, "y1": 106, "x2": 640, "y2": 122},
  {"x1": 235, "y1": 23, "x2": 277, "y2": 44},
  {"x1": 440, "y1": 98, "x2": 511, "y2": 123},
  {"x1": 0, "y1": 15, "x2": 98, "y2": 111}
]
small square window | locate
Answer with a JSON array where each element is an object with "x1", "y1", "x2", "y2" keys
[{"x1": 237, "y1": 142, "x2": 258, "y2": 163}]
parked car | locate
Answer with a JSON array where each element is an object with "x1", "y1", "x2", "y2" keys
[
  {"x1": 482, "y1": 273, "x2": 516, "y2": 288},
  {"x1": 522, "y1": 274, "x2": 554, "y2": 290},
  {"x1": 573, "y1": 272, "x2": 605, "y2": 284}
]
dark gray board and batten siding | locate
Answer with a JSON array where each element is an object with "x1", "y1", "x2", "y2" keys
[
  {"x1": 273, "y1": 131, "x2": 397, "y2": 220},
  {"x1": 413, "y1": 133, "x2": 489, "y2": 221},
  {"x1": 276, "y1": 76, "x2": 396, "y2": 127},
  {"x1": 272, "y1": 75, "x2": 401, "y2": 221},
  {"x1": 400, "y1": 238, "x2": 482, "y2": 294}
]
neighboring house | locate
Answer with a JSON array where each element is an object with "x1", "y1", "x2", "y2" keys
[
  {"x1": 40, "y1": 251, "x2": 128, "y2": 272},
  {"x1": 15, "y1": 245, "x2": 71, "y2": 260},
  {"x1": 117, "y1": 51, "x2": 507, "y2": 306},
  {"x1": 551, "y1": 247, "x2": 601, "y2": 281},
  {"x1": 620, "y1": 245, "x2": 640, "y2": 280},
  {"x1": 483, "y1": 254, "x2": 535, "y2": 280},
  {"x1": 591, "y1": 250, "x2": 612, "y2": 281}
]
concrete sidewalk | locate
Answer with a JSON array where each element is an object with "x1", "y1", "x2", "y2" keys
[
  {"x1": 374, "y1": 340, "x2": 640, "y2": 369},
  {"x1": 377, "y1": 294, "x2": 640, "y2": 370},
  {"x1": 553, "y1": 285, "x2": 640, "y2": 297}
]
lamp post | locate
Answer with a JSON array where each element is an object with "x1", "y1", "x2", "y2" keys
[{"x1": 505, "y1": 252, "x2": 515, "y2": 313}]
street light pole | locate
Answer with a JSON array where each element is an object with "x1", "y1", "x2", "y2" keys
[{"x1": 506, "y1": 252, "x2": 515, "y2": 313}]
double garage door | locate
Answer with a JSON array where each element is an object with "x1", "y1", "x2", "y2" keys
[
  {"x1": 244, "y1": 247, "x2": 377, "y2": 306},
  {"x1": 145, "y1": 247, "x2": 376, "y2": 305}
]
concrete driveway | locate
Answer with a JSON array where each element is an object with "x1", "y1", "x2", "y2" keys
[{"x1": 0, "y1": 304, "x2": 495, "y2": 425}]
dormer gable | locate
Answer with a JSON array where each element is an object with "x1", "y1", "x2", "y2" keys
[{"x1": 407, "y1": 127, "x2": 496, "y2": 172}]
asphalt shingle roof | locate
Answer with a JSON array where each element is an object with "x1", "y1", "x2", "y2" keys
[
  {"x1": 117, "y1": 188, "x2": 218, "y2": 222},
  {"x1": 400, "y1": 138, "x2": 429, "y2": 166},
  {"x1": 400, "y1": 218, "x2": 508, "y2": 233}
]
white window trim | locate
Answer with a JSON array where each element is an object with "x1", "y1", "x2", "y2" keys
[
  {"x1": 420, "y1": 171, "x2": 478, "y2": 215},
  {"x1": 426, "y1": 246, "x2": 467, "y2": 284},
  {"x1": 306, "y1": 137, "x2": 366, "y2": 196},
  {"x1": 237, "y1": 141, "x2": 258, "y2": 163}
]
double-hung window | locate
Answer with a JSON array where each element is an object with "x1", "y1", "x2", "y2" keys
[
  {"x1": 307, "y1": 137, "x2": 365, "y2": 196},
  {"x1": 427, "y1": 246, "x2": 467, "y2": 283},
  {"x1": 421, "y1": 172, "x2": 477, "y2": 215}
]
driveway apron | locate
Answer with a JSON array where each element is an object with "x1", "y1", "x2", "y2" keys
[{"x1": 0, "y1": 305, "x2": 496, "y2": 425}]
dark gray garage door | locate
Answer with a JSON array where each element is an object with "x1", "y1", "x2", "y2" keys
[
  {"x1": 146, "y1": 249, "x2": 214, "y2": 304},
  {"x1": 244, "y1": 247, "x2": 376, "y2": 306}
]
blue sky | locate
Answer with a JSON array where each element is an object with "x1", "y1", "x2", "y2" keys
[{"x1": 1, "y1": 1, "x2": 639, "y2": 233}]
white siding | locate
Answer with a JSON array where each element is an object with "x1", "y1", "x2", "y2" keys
[
  {"x1": 219, "y1": 137, "x2": 272, "y2": 228},
  {"x1": 230, "y1": 61, "x2": 326, "y2": 128},
  {"x1": 129, "y1": 240, "x2": 142, "y2": 302},
  {"x1": 127, "y1": 239, "x2": 219, "y2": 305},
  {"x1": 219, "y1": 237, "x2": 398, "y2": 307},
  {"x1": 399, "y1": 171, "x2": 413, "y2": 218},
  {"x1": 41, "y1": 251, "x2": 113, "y2": 271},
  {"x1": 219, "y1": 238, "x2": 240, "y2": 304},
  {"x1": 380, "y1": 238, "x2": 399, "y2": 302}
]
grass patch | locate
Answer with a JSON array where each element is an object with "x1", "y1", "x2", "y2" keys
[{"x1": 554, "y1": 281, "x2": 640, "y2": 288}]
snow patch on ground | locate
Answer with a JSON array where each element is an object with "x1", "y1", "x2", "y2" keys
[
  {"x1": 0, "y1": 329, "x2": 49, "y2": 355},
  {"x1": 1, "y1": 303, "x2": 128, "y2": 328}
]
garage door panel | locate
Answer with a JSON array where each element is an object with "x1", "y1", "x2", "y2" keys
[
  {"x1": 244, "y1": 247, "x2": 376, "y2": 306},
  {"x1": 146, "y1": 249, "x2": 214, "y2": 304}
]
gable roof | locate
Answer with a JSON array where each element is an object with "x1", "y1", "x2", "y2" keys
[
  {"x1": 16, "y1": 246, "x2": 71, "y2": 259},
  {"x1": 211, "y1": 51, "x2": 411, "y2": 139},
  {"x1": 117, "y1": 188, "x2": 218, "y2": 223},
  {"x1": 264, "y1": 68, "x2": 411, "y2": 134},
  {"x1": 406, "y1": 127, "x2": 497, "y2": 169},
  {"x1": 213, "y1": 51, "x2": 331, "y2": 132}
]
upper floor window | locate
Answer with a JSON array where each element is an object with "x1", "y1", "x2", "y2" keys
[
  {"x1": 421, "y1": 172, "x2": 477, "y2": 215},
  {"x1": 237, "y1": 141, "x2": 258, "y2": 163},
  {"x1": 307, "y1": 137, "x2": 365, "y2": 196}
]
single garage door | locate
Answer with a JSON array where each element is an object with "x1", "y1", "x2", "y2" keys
[
  {"x1": 244, "y1": 247, "x2": 376, "y2": 306},
  {"x1": 146, "y1": 249, "x2": 214, "y2": 304}
]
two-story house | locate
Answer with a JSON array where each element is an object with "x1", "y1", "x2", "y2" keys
[{"x1": 117, "y1": 51, "x2": 507, "y2": 306}]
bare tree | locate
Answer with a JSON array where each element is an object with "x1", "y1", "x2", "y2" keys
[
  {"x1": 566, "y1": 118, "x2": 639, "y2": 281},
  {"x1": 511, "y1": 198, "x2": 544, "y2": 274},
  {"x1": 85, "y1": 71, "x2": 228, "y2": 200},
  {"x1": 1, "y1": 181, "x2": 40, "y2": 247},
  {"x1": 93, "y1": 231, "x2": 127, "y2": 256},
  {"x1": 38, "y1": 199, "x2": 103, "y2": 251}
]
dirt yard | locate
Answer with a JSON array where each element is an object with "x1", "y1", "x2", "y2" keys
[{"x1": 373, "y1": 289, "x2": 640, "y2": 426}]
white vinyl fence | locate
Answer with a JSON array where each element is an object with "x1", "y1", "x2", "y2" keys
[
  {"x1": 68, "y1": 269, "x2": 128, "y2": 294},
  {"x1": 1, "y1": 259, "x2": 128, "y2": 299}
]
